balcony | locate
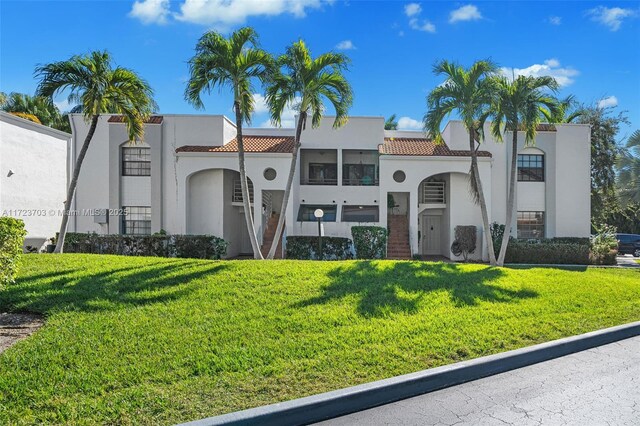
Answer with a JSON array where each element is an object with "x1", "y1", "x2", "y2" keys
[
  {"x1": 300, "y1": 149, "x2": 338, "y2": 186},
  {"x1": 342, "y1": 150, "x2": 379, "y2": 186}
]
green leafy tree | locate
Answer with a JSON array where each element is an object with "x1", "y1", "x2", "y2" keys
[
  {"x1": 541, "y1": 95, "x2": 583, "y2": 123},
  {"x1": 1, "y1": 92, "x2": 71, "y2": 132},
  {"x1": 617, "y1": 129, "x2": 640, "y2": 205},
  {"x1": 384, "y1": 114, "x2": 398, "y2": 130},
  {"x1": 577, "y1": 105, "x2": 628, "y2": 224},
  {"x1": 488, "y1": 75, "x2": 559, "y2": 266},
  {"x1": 36, "y1": 50, "x2": 157, "y2": 253},
  {"x1": 264, "y1": 39, "x2": 353, "y2": 259},
  {"x1": 424, "y1": 60, "x2": 498, "y2": 265},
  {"x1": 185, "y1": 27, "x2": 273, "y2": 259}
]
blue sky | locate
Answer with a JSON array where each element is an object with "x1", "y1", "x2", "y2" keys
[{"x1": 1, "y1": 0, "x2": 638, "y2": 135}]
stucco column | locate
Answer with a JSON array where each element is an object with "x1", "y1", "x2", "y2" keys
[
  {"x1": 176, "y1": 170, "x2": 188, "y2": 234},
  {"x1": 253, "y1": 184, "x2": 263, "y2": 245},
  {"x1": 409, "y1": 188, "x2": 419, "y2": 255}
]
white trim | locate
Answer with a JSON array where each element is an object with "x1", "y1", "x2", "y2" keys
[{"x1": 0, "y1": 111, "x2": 71, "y2": 139}]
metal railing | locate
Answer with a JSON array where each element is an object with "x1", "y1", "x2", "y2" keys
[
  {"x1": 233, "y1": 180, "x2": 254, "y2": 203},
  {"x1": 342, "y1": 177, "x2": 379, "y2": 186},
  {"x1": 420, "y1": 181, "x2": 446, "y2": 204},
  {"x1": 300, "y1": 178, "x2": 338, "y2": 185}
]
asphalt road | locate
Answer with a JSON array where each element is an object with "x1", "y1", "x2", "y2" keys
[{"x1": 318, "y1": 336, "x2": 640, "y2": 426}]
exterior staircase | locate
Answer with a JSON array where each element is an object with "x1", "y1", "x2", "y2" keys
[
  {"x1": 260, "y1": 214, "x2": 284, "y2": 259},
  {"x1": 387, "y1": 214, "x2": 411, "y2": 260}
]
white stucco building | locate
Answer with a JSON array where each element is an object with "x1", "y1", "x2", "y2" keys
[
  {"x1": 67, "y1": 113, "x2": 591, "y2": 260},
  {"x1": 0, "y1": 112, "x2": 71, "y2": 249}
]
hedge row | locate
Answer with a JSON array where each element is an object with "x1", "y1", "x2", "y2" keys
[
  {"x1": 285, "y1": 236, "x2": 353, "y2": 260},
  {"x1": 64, "y1": 233, "x2": 228, "y2": 260},
  {"x1": 0, "y1": 217, "x2": 27, "y2": 288},
  {"x1": 351, "y1": 226, "x2": 387, "y2": 259},
  {"x1": 503, "y1": 239, "x2": 591, "y2": 265}
]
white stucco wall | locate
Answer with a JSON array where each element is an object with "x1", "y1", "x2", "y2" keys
[{"x1": 0, "y1": 112, "x2": 70, "y2": 247}]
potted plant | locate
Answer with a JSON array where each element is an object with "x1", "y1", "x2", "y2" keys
[{"x1": 46, "y1": 234, "x2": 58, "y2": 253}]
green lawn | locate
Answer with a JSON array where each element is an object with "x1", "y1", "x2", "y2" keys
[{"x1": 1, "y1": 255, "x2": 639, "y2": 425}]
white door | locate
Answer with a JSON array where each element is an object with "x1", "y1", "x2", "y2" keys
[{"x1": 423, "y1": 215, "x2": 441, "y2": 255}]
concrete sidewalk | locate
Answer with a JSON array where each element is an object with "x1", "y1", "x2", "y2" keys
[{"x1": 318, "y1": 336, "x2": 640, "y2": 425}]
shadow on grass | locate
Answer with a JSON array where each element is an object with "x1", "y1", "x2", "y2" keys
[
  {"x1": 297, "y1": 261, "x2": 538, "y2": 317},
  {"x1": 2, "y1": 259, "x2": 227, "y2": 314}
]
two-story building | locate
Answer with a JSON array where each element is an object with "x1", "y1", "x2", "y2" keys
[{"x1": 67, "y1": 114, "x2": 591, "y2": 260}]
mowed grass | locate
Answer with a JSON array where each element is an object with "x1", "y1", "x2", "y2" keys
[{"x1": 1, "y1": 255, "x2": 639, "y2": 425}]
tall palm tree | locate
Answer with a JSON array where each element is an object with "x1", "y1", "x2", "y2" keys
[
  {"x1": 541, "y1": 95, "x2": 583, "y2": 123},
  {"x1": 488, "y1": 75, "x2": 559, "y2": 266},
  {"x1": 618, "y1": 129, "x2": 640, "y2": 205},
  {"x1": 1, "y1": 92, "x2": 70, "y2": 132},
  {"x1": 36, "y1": 50, "x2": 156, "y2": 253},
  {"x1": 385, "y1": 114, "x2": 398, "y2": 130},
  {"x1": 424, "y1": 60, "x2": 498, "y2": 265},
  {"x1": 264, "y1": 39, "x2": 353, "y2": 259},
  {"x1": 185, "y1": 27, "x2": 273, "y2": 259}
]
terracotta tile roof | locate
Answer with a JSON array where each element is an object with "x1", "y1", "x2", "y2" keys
[
  {"x1": 176, "y1": 135, "x2": 295, "y2": 154},
  {"x1": 535, "y1": 123, "x2": 556, "y2": 132},
  {"x1": 108, "y1": 115, "x2": 164, "y2": 124},
  {"x1": 379, "y1": 138, "x2": 492, "y2": 157}
]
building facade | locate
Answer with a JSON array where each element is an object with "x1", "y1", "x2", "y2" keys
[
  {"x1": 0, "y1": 112, "x2": 71, "y2": 249},
  {"x1": 67, "y1": 114, "x2": 591, "y2": 260}
]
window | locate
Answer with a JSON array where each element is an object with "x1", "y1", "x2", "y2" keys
[
  {"x1": 342, "y1": 164, "x2": 378, "y2": 186},
  {"x1": 297, "y1": 205, "x2": 337, "y2": 222},
  {"x1": 122, "y1": 147, "x2": 151, "y2": 176},
  {"x1": 517, "y1": 211, "x2": 544, "y2": 239},
  {"x1": 342, "y1": 205, "x2": 379, "y2": 222},
  {"x1": 517, "y1": 154, "x2": 544, "y2": 181},
  {"x1": 122, "y1": 206, "x2": 151, "y2": 235},
  {"x1": 307, "y1": 163, "x2": 337, "y2": 185}
]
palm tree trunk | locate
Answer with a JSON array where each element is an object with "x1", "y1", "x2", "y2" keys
[
  {"x1": 469, "y1": 129, "x2": 497, "y2": 266},
  {"x1": 267, "y1": 111, "x2": 306, "y2": 259},
  {"x1": 54, "y1": 114, "x2": 99, "y2": 253},
  {"x1": 235, "y1": 102, "x2": 263, "y2": 259},
  {"x1": 497, "y1": 128, "x2": 518, "y2": 265}
]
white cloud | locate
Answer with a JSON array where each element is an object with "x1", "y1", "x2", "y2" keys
[
  {"x1": 548, "y1": 15, "x2": 562, "y2": 25},
  {"x1": 598, "y1": 96, "x2": 618, "y2": 109},
  {"x1": 335, "y1": 40, "x2": 356, "y2": 50},
  {"x1": 409, "y1": 17, "x2": 436, "y2": 33},
  {"x1": 500, "y1": 59, "x2": 579, "y2": 88},
  {"x1": 129, "y1": 0, "x2": 170, "y2": 25},
  {"x1": 175, "y1": 0, "x2": 325, "y2": 27},
  {"x1": 449, "y1": 4, "x2": 482, "y2": 23},
  {"x1": 253, "y1": 93, "x2": 300, "y2": 128},
  {"x1": 397, "y1": 116, "x2": 422, "y2": 130},
  {"x1": 404, "y1": 3, "x2": 421, "y2": 17},
  {"x1": 586, "y1": 6, "x2": 637, "y2": 31}
]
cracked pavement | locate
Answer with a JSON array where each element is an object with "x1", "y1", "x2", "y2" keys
[{"x1": 317, "y1": 336, "x2": 640, "y2": 425}]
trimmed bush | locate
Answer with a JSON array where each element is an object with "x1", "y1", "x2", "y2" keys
[
  {"x1": 351, "y1": 226, "x2": 387, "y2": 259},
  {"x1": 504, "y1": 239, "x2": 590, "y2": 265},
  {"x1": 64, "y1": 233, "x2": 228, "y2": 260},
  {"x1": 0, "y1": 217, "x2": 27, "y2": 288},
  {"x1": 452, "y1": 226, "x2": 476, "y2": 261},
  {"x1": 285, "y1": 236, "x2": 353, "y2": 260}
]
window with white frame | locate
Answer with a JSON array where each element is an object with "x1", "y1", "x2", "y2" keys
[
  {"x1": 341, "y1": 205, "x2": 379, "y2": 222},
  {"x1": 297, "y1": 205, "x2": 337, "y2": 222}
]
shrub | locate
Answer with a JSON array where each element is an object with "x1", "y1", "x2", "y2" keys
[
  {"x1": 504, "y1": 239, "x2": 590, "y2": 265},
  {"x1": 490, "y1": 222, "x2": 505, "y2": 254},
  {"x1": 64, "y1": 233, "x2": 228, "y2": 260},
  {"x1": 0, "y1": 217, "x2": 27, "y2": 288},
  {"x1": 451, "y1": 226, "x2": 476, "y2": 261},
  {"x1": 351, "y1": 226, "x2": 387, "y2": 259},
  {"x1": 589, "y1": 224, "x2": 618, "y2": 265},
  {"x1": 285, "y1": 236, "x2": 353, "y2": 260}
]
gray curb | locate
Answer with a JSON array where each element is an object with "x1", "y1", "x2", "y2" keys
[{"x1": 178, "y1": 321, "x2": 640, "y2": 426}]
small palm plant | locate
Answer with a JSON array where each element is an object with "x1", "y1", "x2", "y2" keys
[
  {"x1": 264, "y1": 39, "x2": 352, "y2": 259},
  {"x1": 36, "y1": 51, "x2": 156, "y2": 253},
  {"x1": 617, "y1": 130, "x2": 640, "y2": 205},
  {"x1": 488, "y1": 75, "x2": 559, "y2": 266},
  {"x1": 185, "y1": 27, "x2": 273, "y2": 259},
  {"x1": 424, "y1": 60, "x2": 498, "y2": 265},
  {"x1": 1, "y1": 92, "x2": 70, "y2": 132},
  {"x1": 541, "y1": 95, "x2": 583, "y2": 124}
]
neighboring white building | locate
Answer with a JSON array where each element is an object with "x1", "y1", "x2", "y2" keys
[
  {"x1": 67, "y1": 113, "x2": 591, "y2": 260},
  {"x1": 0, "y1": 111, "x2": 71, "y2": 249}
]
